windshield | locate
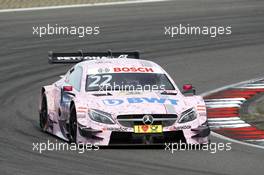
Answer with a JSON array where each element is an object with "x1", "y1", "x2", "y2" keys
[{"x1": 85, "y1": 73, "x2": 175, "y2": 92}]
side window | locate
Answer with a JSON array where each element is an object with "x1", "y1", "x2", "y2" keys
[{"x1": 68, "y1": 66, "x2": 83, "y2": 91}]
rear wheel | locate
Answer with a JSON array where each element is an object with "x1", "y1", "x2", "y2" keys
[
  {"x1": 39, "y1": 94, "x2": 48, "y2": 131},
  {"x1": 69, "y1": 105, "x2": 77, "y2": 143}
]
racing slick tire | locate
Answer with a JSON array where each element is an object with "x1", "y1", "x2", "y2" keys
[
  {"x1": 69, "y1": 104, "x2": 77, "y2": 143},
  {"x1": 39, "y1": 94, "x2": 48, "y2": 131}
]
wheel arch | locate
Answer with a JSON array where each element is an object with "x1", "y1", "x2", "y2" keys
[{"x1": 39, "y1": 85, "x2": 56, "y2": 114}]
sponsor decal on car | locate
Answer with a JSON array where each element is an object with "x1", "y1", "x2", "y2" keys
[
  {"x1": 113, "y1": 67, "x2": 154, "y2": 73},
  {"x1": 134, "y1": 125, "x2": 163, "y2": 133},
  {"x1": 102, "y1": 97, "x2": 178, "y2": 106},
  {"x1": 174, "y1": 125, "x2": 191, "y2": 130},
  {"x1": 98, "y1": 68, "x2": 110, "y2": 73},
  {"x1": 105, "y1": 127, "x2": 129, "y2": 131},
  {"x1": 56, "y1": 55, "x2": 129, "y2": 61}
]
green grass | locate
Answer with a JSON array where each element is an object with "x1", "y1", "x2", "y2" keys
[{"x1": 241, "y1": 101, "x2": 264, "y2": 130}]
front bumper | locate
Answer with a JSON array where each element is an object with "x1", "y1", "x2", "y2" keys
[
  {"x1": 78, "y1": 124, "x2": 210, "y2": 146},
  {"x1": 78, "y1": 127, "x2": 103, "y2": 140},
  {"x1": 191, "y1": 125, "x2": 211, "y2": 138}
]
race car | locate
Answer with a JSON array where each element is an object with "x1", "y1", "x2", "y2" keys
[{"x1": 39, "y1": 51, "x2": 210, "y2": 145}]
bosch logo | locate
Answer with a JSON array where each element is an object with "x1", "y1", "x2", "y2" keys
[{"x1": 113, "y1": 67, "x2": 154, "y2": 73}]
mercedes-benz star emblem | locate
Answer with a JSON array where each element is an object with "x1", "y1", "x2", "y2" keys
[{"x1": 142, "y1": 115, "x2": 154, "y2": 125}]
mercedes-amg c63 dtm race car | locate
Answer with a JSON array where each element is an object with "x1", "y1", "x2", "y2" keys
[{"x1": 39, "y1": 51, "x2": 210, "y2": 145}]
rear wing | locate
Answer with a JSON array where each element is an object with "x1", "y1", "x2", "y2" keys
[{"x1": 48, "y1": 50, "x2": 140, "y2": 64}]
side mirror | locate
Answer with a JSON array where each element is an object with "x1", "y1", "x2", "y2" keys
[
  {"x1": 61, "y1": 86, "x2": 75, "y2": 103},
  {"x1": 62, "y1": 86, "x2": 75, "y2": 97},
  {"x1": 182, "y1": 84, "x2": 196, "y2": 95}
]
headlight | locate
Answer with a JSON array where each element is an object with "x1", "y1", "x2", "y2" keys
[
  {"x1": 178, "y1": 108, "x2": 197, "y2": 123},
  {"x1": 89, "y1": 109, "x2": 115, "y2": 124}
]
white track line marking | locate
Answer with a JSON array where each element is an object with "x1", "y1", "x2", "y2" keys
[
  {"x1": 205, "y1": 101, "x2": 243, "y2": 105},
  {"x1": 235, "y1": 86, "x2": 264, "y2": 89},
  {"x1": 208, "y1": 117, "x2": 241, "y2": 121},
  {"x1": 209, "y1": 120, "x2": 246, "y2": 125},
  {"x1": 245, "y1": 139, "x2": 264, "y2": 142},
  {"x1": 206, "y1": 104, "x2": 241, "y2": 108},
  {"x1": 0, "y1": 0, "x2": 169, "y2": 13},
  {"x1": 246, "y1": 83, "x2": 264, "y2": 86},
  {"x1": 210, "y1": 123, "x2": 251, "y2": 128},
  {"x1": 205, "y1": 98, "x2": 246, "y2": 102},
  {"x1": 200, "y1": 77, "x2": 264, "y2": 97}
]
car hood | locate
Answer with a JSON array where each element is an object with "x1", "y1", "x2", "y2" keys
[{"x1": 81, "y1": 91, "x2": 189, "y2": 116}]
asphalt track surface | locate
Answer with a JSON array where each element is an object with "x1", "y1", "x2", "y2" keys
[{"x1": 1, "y1": 0, "x2": 264, "y2": 175}]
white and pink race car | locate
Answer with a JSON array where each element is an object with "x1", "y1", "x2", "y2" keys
[{"x1": 39, "y1": 51, "x2": 210, "y2": 146}]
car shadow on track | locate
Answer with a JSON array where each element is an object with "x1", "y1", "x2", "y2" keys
[{"x1": 100, "y1": 145, "x2": 166, "y2": 149}]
